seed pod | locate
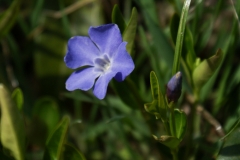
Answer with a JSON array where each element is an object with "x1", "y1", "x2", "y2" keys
[{"x1": 166, "y1": 71, "x2": 182, "y2": 103}]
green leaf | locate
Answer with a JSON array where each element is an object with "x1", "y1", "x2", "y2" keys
[
  {"x1": 123, "y1": 7, "x2": 138, "y2": 55},
  {"x1": 144, "y1": 71, "x2": 167, "y2": 121},
  {"x1": 172, "y1": 0, "x2": 191, "y2": 75},
  {"x1": 32, "y1": 97, "x2": 60, "y2": 135},
  {"x1": 62, "y1": 144, "x2": 86, "y2": 160},
  {"x1": 217, "y1": 127, "x2": 240, "y2": 160},
  {"x1": 11, "y1": 88, "x2": 23, "y2": 110},
  {"x1": 170, "y1": 13, "x2": 196, "y2": 72},
  {"x1": 152, "y1": 135, "x2": 180, "y2": 149},
  {"x1": 43, "y1": 116, "x2": 70, "y2": 160},
  {"x1": 199, "y1": 16, "x2": 239, "y2": 101},
  {"x1": 0, "y1": 0, "x2": 21, "y2": 38},
  {"x1": 111, "y1": 4, "x2": 126, "y2": 34},
  {"x1": 221, "y1": 117, "x2": 240, "y2": 141},
  {"x1": 144, "y1": 101, "x2": 161, "y2": 119},
  {"x1": 170, "y1": 109, "x2": 187, "y2": 140},
  {"x1": 184, "y1": 28, "x2": 196, "y2": 70},
  {"x1": 0, "y1": 84, "x2": 25, "y2": 160},
  {"x1": 193, "y1": 49, "x2": 223, "y2": 91}
]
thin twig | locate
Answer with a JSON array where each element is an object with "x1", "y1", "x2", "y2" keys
[
  {"x1": 196, "y1": 105, "x2": 225, "y2": 137},
  {"x1": 1, "y1": 40, "x2": 19, "y2": 88},
  {"x1": 44, "y1": 0, "x2": 96, "y2": 19},
  {"x1": 186, "y1": 94, "x2": 225, "y2": 137}
]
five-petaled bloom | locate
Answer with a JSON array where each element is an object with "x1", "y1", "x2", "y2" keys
[{"x1": 64, "y1": 24, "x2": 135, "y2": 99}]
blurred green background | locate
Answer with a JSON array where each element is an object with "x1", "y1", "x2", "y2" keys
[{"x1": 0, "y1": 0, "x2": 240, "y2": 160}]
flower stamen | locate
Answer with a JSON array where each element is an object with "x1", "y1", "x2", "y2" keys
[{"x1": 94, "y1": 55, "x2": 111, "y2": 73}]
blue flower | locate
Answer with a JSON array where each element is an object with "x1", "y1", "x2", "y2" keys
[{"x1": 64, "y1": 24, "x2": 135, "y2": 99}]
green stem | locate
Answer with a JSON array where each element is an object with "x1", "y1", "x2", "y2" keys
[
  {"x1": 169, "y1": 103, "x2": 177, "y2": 137},
  {"x1": 169, "y1": 103, "x2": 179, "y2": 160},
  {"x1": 171, "y1": 148, "x2": 179, "y2": 160},
  {"x1": 184, "y1": 93, "x2": 200, "y2": 159}
]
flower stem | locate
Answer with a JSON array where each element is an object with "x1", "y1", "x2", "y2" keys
[
  {"x1": 169, "y1": 102, "x2": 177, "y2": 137},
  {"x1": 171, "y1": 148, "x2": 179, "y2": 160},
  {"x1": 184, "y1": 93, "x2": 200, "y2": 159},
  {"x1": 168, "y1": 102, "x2": 179, "y2": 160}
]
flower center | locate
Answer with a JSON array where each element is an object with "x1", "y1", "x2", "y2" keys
[{"x1": 94, "y1": 55, "x2": 111, "y2": 73}]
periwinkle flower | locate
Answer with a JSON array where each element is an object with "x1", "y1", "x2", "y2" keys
[
  {"x1": 64, "y1": 24, "x2": 135, "y2": 99},
  {"x1": 166, "y1": 71, "x2": 182, "y2": 103}
]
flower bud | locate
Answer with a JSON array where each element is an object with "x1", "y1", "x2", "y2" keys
[{"x1": 166, "y1": 71, "x2": 182, "y2": 103}]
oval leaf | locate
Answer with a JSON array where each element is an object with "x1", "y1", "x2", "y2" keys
[
  {"x1": 0, "y1": 84, "x2": 25, "y2": 160},
  {"x1": 170, "y1": 109, "x2": 187, "y2": 140},
  {"x1": 43, "y1": 116, "x2": 70, "y2": 160},
  {"x1": 144, "y1": 71, "x2": 167, "y2": 121},
  {"x1": 193, "y1": 49, "x2": 223, "y2": 91}
]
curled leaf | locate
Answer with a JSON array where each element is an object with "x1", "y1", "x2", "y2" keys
[
  {"x1": 193, "y1": 49, "x2": 223, "y2": 91},
  {"x1": 153, "y1": 134, "x2": 180, "y2": 149}
]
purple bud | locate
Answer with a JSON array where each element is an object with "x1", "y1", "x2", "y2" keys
[{"x1": 166, "y1": 71, "x2": 182, "y2": 103}]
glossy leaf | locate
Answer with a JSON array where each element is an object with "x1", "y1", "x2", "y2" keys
[
  {"x1": 193, "y1": 49, "x2": 223, "y2": 91},
  {"x1": 153, "y1": 135, "x2": 180, "y2": 149},
  {"x1": 111, "y1": 4, "x2": 126, "y2": 34},
  {"x1": 144, "y1": 71, "x2": 167, "y2": 121},
  {"x1": 170, "y1": 109, "x2": 187, "y2": 140},
  {"x1": 43, "y1": 116, "x2": 69, "y2": 160},
  {"x1": 62, "y1": 144, "x2": 86, "y2": 160},
  {"x1": 217, "y1": 127, "x2": 240, "y2": 160},
  {"x1": 172, "y1": 0, "x2": 191, "y2": 75},
  {"x1": 123, "y1": 7, "x2": 138, "y2": 55},
  {"x1": 0, "y1": 0, "x2": 21, "y2": 38},
  {"x1": 0, "y1": 84, "x2": 25, "y2": 160}
]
